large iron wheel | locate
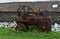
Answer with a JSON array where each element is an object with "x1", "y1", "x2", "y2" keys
[
  {"x1": 37, "y1": 20, "x2": 51, "y2": 32},
  {"x1": 17, "y1": 5, "x2": 33, "y2": 16},
  {"x1": 15, "y1": 23, "x2": 26, "y2": 31}
]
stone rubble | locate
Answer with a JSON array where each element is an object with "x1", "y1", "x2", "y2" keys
[
  {"x1": 0, "y1": 22, "x2": 60, "y2": 32},
  {"x1": 0, "y1": 21, "x2": 17, "y2": 28},
  {"x1": 51, "y1": 23, "x2": 60, "y2": 32}
]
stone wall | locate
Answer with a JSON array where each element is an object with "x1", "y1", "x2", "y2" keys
[
  {"x1": 50, "y1": 12, "x2": 60, "y2": 24},
  {"x1": 0, "y1": 12, "x2": 16, "y2": 22},
  {"x1": 0, "y1": 2, "x2": 60, "y2": 12},
  {"x1": 0, "y1": 12, "x2": 60, "y2": 25}
]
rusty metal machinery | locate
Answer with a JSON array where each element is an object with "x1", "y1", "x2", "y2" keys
[
  {"x1": 17, "y1": 5, "x2": 34, "y2": 16},
  {"x1": 15, "y1": 5, "x2": 51, "y2": 32}
]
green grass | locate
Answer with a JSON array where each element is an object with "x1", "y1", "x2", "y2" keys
[{"x1": 0, "y1": 28, "x2": 60, "y2": 39}]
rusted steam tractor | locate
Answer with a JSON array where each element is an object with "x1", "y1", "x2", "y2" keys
[{"x1": 15, "y1": 5, "x2": 51, "y2": 32}]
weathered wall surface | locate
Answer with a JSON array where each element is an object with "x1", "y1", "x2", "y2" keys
[
  {"x1": 0, "y1": 12, "x2": 16, "y2": 22},
  {"x1": 49, "y1": 13, "x2": 60, "y2": 24},
  {"x1": 0, "y1": 2, "x2": 60, "y2": 12}
]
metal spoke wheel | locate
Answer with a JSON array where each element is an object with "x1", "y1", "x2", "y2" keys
[
  {"x1": 17, "y1": 5, "x2": 33, "y2": 16},
  {"x1": 37, "y1": 20, "x2": 51, "y2": 32}
]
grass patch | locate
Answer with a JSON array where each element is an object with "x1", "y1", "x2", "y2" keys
[{"x1": 0, "y1": 28, "x2": 60, "y2": 39}]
